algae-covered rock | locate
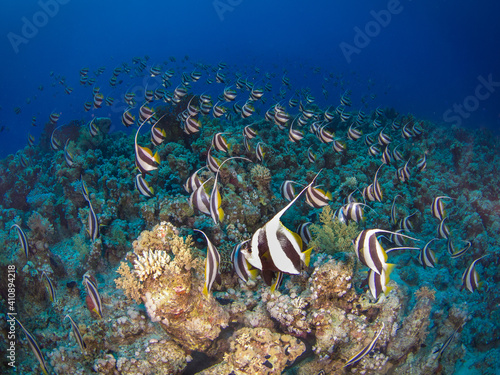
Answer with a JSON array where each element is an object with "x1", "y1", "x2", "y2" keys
[{"x1": 198, "y1": 327, "x2": 306, "y2": 375}]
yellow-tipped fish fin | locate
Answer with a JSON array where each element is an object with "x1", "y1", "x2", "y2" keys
[
  {"x1": 303, "y1": 247, "x2": 313, "y2": 267},
  {"x1": 385, "y1": 263, "x2": 396, "y2": 280}
]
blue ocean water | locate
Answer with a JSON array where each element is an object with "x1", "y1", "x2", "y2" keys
[
  {"x1": 1, "y1": 0, "x2": 499, "y2": 158},
  {"x1": 1, "y1": 1, "x2": 500, "y2": 374}
]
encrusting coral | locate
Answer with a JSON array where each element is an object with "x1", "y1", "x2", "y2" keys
[
  {"x1": 198, "y1": 327, "x2": 306, "y2": 375},
  {"x1": 115, "y1": 222, "x2": 229, "y2": 352}
]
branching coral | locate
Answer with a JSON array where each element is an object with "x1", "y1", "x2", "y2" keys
[
  {"x1": 115, "y1": 221, "x2": 229, "y2": 352},
  {"x1": 250, "y1": 164, "x2": 272, "y2": 193},
  {"x1": 309, "y1": 206, "x2": 360, "y2": 255},
  {"x1": 115, "y1": 262, "x2": 142, "y2": 303},
  {"x1": 134, "y1": 249, "x2": 170, "y2": 281}
]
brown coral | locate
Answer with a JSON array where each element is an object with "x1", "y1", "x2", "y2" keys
[{"x1": 198, "y1": 327, "x2": 306, "y2": 375}]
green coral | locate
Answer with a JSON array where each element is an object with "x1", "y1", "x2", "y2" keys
[{"x1": 309, "y1": 206, "x2": 360, "y2": 255}]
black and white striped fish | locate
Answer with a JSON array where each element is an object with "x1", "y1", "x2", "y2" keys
[
  {"x1": 437, "y1": 217, "x2": 451, "y2": 239},
  {"x1": 50, "y1": 126, "x2": 63, "y2": 151},
  {"x1": 256, "y1": 142, "x2": 265, "y2": 162},
  {"x1": 212, "y1": 101, "x2": 227, "y2": 118},
  {"x1": 212, "y1": 132, "x2": 230, "y2": 153},
  {"x1": 448, "y1": 239, "x2": 471, "y2": 258},
  {"x1": 243, "y1": 172, "x2": 322, "y2": 279},
  {"x1": 416, "y1": 152, "x2": 427, "y2": 172},
  {"x1": 396, "y1": 159, "x2": 411, "y2": 183},
  {"x1": 210, "y1": 157, "x2": 250, "y2": 224},
  {"x1": 280, "y1": 180, "x2": 301, "y2": 202},
  {"x1": 354, "y1": 229, "x2": 417, "y2": 275},
  {"x1": 381, "y1": 145, "x2": 392, "y2": 165},
  {"x1": 332, "y1": 139, "x2": 346, "y2": 154},
  {"x1": 150, "y1": 115, "x2": 167, "y2": 146},
  {"x1": 343, "y1": 323, "x2": 385, "y2": 368},
  {"x1": 431, "y1": 196, "x2": 453, "y2": 221},
  {"x1": 372, "y1": 164, "x2": 384, "y2": 202},
  {"x1": 378, "y1": 128, "x2": 392, "y2": 146},
  {"x1": 390, "y1": 194, "x2": 402, "y2": 225},
  {"x1": 461, "y1": 254, "x2": 487, "y2": 293},
  {"x1": 288, "y1": 117, "x2": 304, "y2": 143},
  {"x1": 64, "y1": 139, "x2": 74, "y2": 167},
  {"x1": 135, "y1": 174, "x2": 154, "y2": 198},
  {"x1": 42, "y1": 271, "x2": 56, "y2": 303},
  {"x1": 134, "y1": 120, "x2": 160, "y2": 177},
  {"x1": 184, "y1": 116, "x2": 202, "y2": 134},
  {"x1": 64, "y1": 314, "x2": 87, "y2": 353},
  {"x1": 243, "y1": 124, "x2": 257, "y2": 139},
  {"x1": 184, "y1": 167, "x2": 205, "y2": 194},
  {"x1": 80, "y1": 175, "x2": 90, "y2": 202},
  {"x1": 398, "y1": 211, "x2": 418, "y2": 231},
  {"x1": 418, "y1": 238, "x2": 438, "y2": 268},
  {"x1": 83, "y1": 274, "x2": 103, "y2": 318},
  {"x1": 433, "y1": 323, "x2": 465, "y2": 361},
  {"x1": 87, "y1": 200, "x2": 99, "y2": 241},
  {"x1": 122, "y1": 108, "x2": 135, "y2": 127},
  {"x1": 366, "y1": 267, "x2": 394, "y2": 300},
  {"x1": 305, "y1": 184, "x2": 332, "y2": 208},
  {"x1": 206, "y1": 148, "x2": 221, "y2": 173},
  {"x1": 10, "y1": 223, "x2": 29, "y2": 259},
  {"x1": 189, "y1": 178, "x2": 212, "y2": 216},
  {"x1": 88, "y1": 118, "x2": 99, "y2": 137},
  {"x1": 194, "y1": 229, "x2": 221, "y2": 296},
  {"x1": 307, "y1": 146, "x2": 317, "y2": 163},
  {"x1": 348, "y1": 124, "x2": 362, "y2": 140},
  {"x1": 296, "y1": 222, "x2": 312, "y2": 245},
  {"x1": 15, "y1": 318, "x2": 49, "y2": 375},
  {"x1": 341, "y1": 202, "x2": 367, "y2": 223},
  {"x1": 231, "y1": 240, "x2": 258, "y2": 283}
]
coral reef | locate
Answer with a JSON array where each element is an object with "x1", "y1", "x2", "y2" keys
[
  {"x1": 309, "y1": 206, "x2": 360, "y2": 255},
  {"x1": 0, "y1": 58, "x2": 498, "y2": 375},
  {"x1": 199, "y1": 327, "x2": 306, "y2": 375},
  {"x1": 115, "y1": 222, "x2": 229, "y2": 352}
]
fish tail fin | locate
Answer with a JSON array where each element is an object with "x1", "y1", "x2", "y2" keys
[
  {"x1": 153, "y1": 151, "x2": 160, "y2": 164},
  {"x1": 384, "y1": 285, "x2": 393, "y2": 296},
  {"x1": 202, "y1": 284, "x2": 209, "y2": 296},
  {"x1": 326, "y1": 191, "x2": 333, "y2": 200},
  {"x1": 218, "y1": 208, "x2": 224, "y2": 223},
  {"x1": 303, "y1": 247, "x2": 313, "y2": 267}
]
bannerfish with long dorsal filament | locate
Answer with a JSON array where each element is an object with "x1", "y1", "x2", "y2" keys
[
  {"x1": 242, "y1": 171, "x2": 324, "y2": 284},
  {"x1": 194, "y1": 229, "x2": 221, "y2": 296},
  {"x1": 354, "y1": 229, "x2": 419, "y2": 275}
]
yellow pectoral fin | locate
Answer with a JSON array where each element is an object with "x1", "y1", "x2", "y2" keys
[{"x1": 248, "y1": 268, "x2": 259, "y2": 280}]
